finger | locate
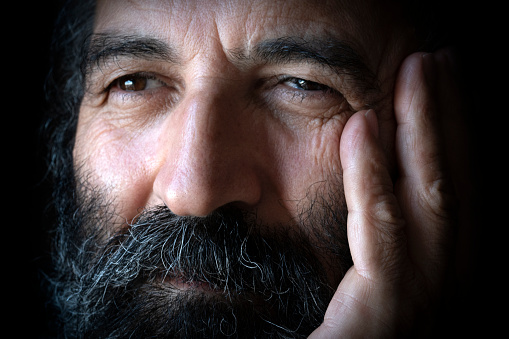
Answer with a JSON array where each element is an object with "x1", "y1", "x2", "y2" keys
[
  {"x1": 310, "y1": 110, "x2": 408, "y2": 338},
  {"x1": 433, "y1": 49, "x2": 471, "y2": 202},
  {"x1": 393, "y1": 52, "x2": 457, "y2": 290},
  {"x1": 340, "y1": 109, "x2": 407, "y2": 281}
]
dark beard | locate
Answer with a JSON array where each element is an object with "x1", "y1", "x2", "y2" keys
[{"x1": 48, "y1": 170, "x2": 352, "y2": 338}]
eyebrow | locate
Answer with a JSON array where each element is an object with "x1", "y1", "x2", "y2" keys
[
  {"x1": 83, "y1": 33, "x2": 178, "y2": 76},
  {"x1": 251, "y1": 37, "x2": 379, "y2": 93},
  {"x1": 84, "y1": 33, "x2": 379, "y2": 94}
]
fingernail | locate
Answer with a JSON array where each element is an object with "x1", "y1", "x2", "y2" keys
[{"x1": 364, "y1": 109, "x2": 379, "y2": 139}]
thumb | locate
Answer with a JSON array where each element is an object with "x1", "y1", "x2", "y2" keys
[{"x1": 310, "y1": 110, "x2": 407, "y2": 338}]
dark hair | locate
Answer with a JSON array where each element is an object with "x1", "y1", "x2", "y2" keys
[
  {"x1": 44, "y1": 0, "x2": 95, "y2": 183},
  {"x1": 42, "y1": 0, "x2": 466, "y2": 336}
]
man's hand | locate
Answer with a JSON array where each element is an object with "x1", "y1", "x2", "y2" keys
[{"x1": 310, "y1": 50, "x2": 463, "y2": 337}]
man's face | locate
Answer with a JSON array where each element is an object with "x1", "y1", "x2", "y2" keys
[{"x1": 66, "y1": 0, "x2": 416, "y2": 336}]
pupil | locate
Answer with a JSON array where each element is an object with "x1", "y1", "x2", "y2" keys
[
  {"x1": 120, "y1": 76, "x2": 147, "y2": 91},
  {"x1": 124, "y1": 80, "x2": 135, "y2": 90},
  {"x1": 294, "y1": 78, "x2": 322, "y2": 91}
]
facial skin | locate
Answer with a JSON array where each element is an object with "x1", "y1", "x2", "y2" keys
[
  {"x1": 75, "y1": 0, "x2": 413, "y2": 266},
  {"x1": 55, "y1": 0, "x2": 462, "y2": 337}
]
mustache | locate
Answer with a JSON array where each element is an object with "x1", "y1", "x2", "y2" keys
[
  {"x1": 90, "y1": 205, "x2": 332, "y2": 300},
  {"x1": 49, "y1": 173, "x2": 352, "y2": 336}
]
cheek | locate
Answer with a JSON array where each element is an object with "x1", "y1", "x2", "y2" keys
[
  {"x1": 274, "y1": 115, "x2": 348, "y2": 208},
  {"x1": 73, "y1": 118, "x2": 160, "y2": 221},
  {"x1": 308, "y1": 118, "x2": 346, "y2": 176}
]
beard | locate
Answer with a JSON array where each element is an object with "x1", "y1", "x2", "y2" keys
[{"x1": 48, "y1": 165, "x2": 352, "y2": 338}]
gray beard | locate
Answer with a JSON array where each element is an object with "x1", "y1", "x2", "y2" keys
[{"x1": 48, "y1": 174, "x2": 352, "y2": 338}]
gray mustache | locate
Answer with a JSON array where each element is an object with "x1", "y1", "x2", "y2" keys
[{"x1": 89, "y1": 205, "x2": 329, "y2": 299}]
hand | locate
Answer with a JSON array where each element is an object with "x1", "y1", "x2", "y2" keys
[{"x1": 310, "y1": 49, "x2": 464, "y2": 338}]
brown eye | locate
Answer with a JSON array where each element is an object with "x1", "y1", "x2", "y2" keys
[
  {"x1": 114, "y1": 73, "x2": 165, "y2": 92},
  {"x1": 118, "y1": 75, "x2": 148, "y2": 91}
]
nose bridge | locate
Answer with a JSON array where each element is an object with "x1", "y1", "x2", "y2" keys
[
  {"x1": 186, "y1": 80, "x2": 235, "y2": 154},
  {"x1": 183, "y1": 75, "x2": 247, "y2": 163},
  {"x1": 153, "y1": 78, "x2": 262, "y2": 216},
  {"x1": 178, "y1": 84, "x2": 235, "y2": 184}
]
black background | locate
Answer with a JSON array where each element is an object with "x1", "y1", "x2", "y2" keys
[{"x1": 9, "y1": 1, "x2": 501, "y2": 337}]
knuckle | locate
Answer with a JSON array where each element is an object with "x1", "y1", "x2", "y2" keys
[
  {"x1": 420, "y1": 177, "x2": 458, "y2": 222},
  {"x1": 366, "y1": 196, "x2": 408, "y2": 274},
  {"x1": 368, "y1": 191, "x2": 406, "y2": 234}
]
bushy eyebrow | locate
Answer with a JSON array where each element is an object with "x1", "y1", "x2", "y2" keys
[
  {"x1": 83, "y1": 33, "x2": 379, "y2": 95},
  {"x1": 83, "y1": 33, "x2": 179, "y2": 76},
  {"x1": 250, "y1": 37, "x2": 379, "y2": 93}
]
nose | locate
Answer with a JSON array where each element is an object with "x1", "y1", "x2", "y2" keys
[{"x1": 153, "y1": 81, "x2": 263, "y2": 217}]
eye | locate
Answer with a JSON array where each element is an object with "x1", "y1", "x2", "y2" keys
[
  {"x1": 114, "y1": 73, "x2": 165, "y2": 92},
  {"x1": 101, "y1": 72, "x2": 176, "y2": 112},
  {"x1": 283, "y1": 77, "x2": 331, "y2": 92}
]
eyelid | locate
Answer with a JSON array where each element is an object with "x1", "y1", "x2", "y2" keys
[
  {"x1": 259, "y1": 74, "x2": 352, "y2": 125},
  {"x1": 279, "y1": 76, "x2": 335, "y2": 93},
  {"x1": 96, "y1": 71, "x2": 180, "y2": 113},
  {"x1": 272, "y1": 74, "x2": 336, "y2": 90},
  {"x1": 108, "y1": 72, "x2": 167, "y2": 92},
  {"x1": 84, "y1": 57, "x2": 179, "y2": 94},
  {"x1": 271, "y1": 75, "x2": 343, "y2": 103}
]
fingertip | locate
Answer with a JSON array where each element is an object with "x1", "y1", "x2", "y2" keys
[
  {"x1": 394, "y1": 52, "x2": 431, "y2": 125},
  {"x1": 340, "y1": 110, "x2": 370, "y2": 151},
  {"x1": 396, "y1": 52, "x2": 427, "y2": 84},
  {"x1": 340, "y1": 109, "x2": 381, "y2": 171}
]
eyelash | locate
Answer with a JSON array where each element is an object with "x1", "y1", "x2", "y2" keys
[
  {"x1": 280, "y1": 76, "x2": 331, "y2": 91},
  {"x1": 104, "y1": 72, "x2": 341, "y2": 107},
  {"x1": 107, "y1": 72, "x2": 166, "y2": 93},
  {"x1": 274, "y1": 75, "x2": 341, "y2": 102}
]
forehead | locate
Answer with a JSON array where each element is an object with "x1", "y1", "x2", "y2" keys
[
  {"x1": 94, "y1": 0, "x2": 399, "y2": 66},
  {"x1": 95, "y1": 0, "x2": 360, "y2": 32}
]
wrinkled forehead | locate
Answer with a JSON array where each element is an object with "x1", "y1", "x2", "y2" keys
[
  {"x1": 94, "y1": 0, "x2": 406, "y2": 69},
  {"x1": 95, "y1": 0, "x2": 362, "y2": 33}
]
